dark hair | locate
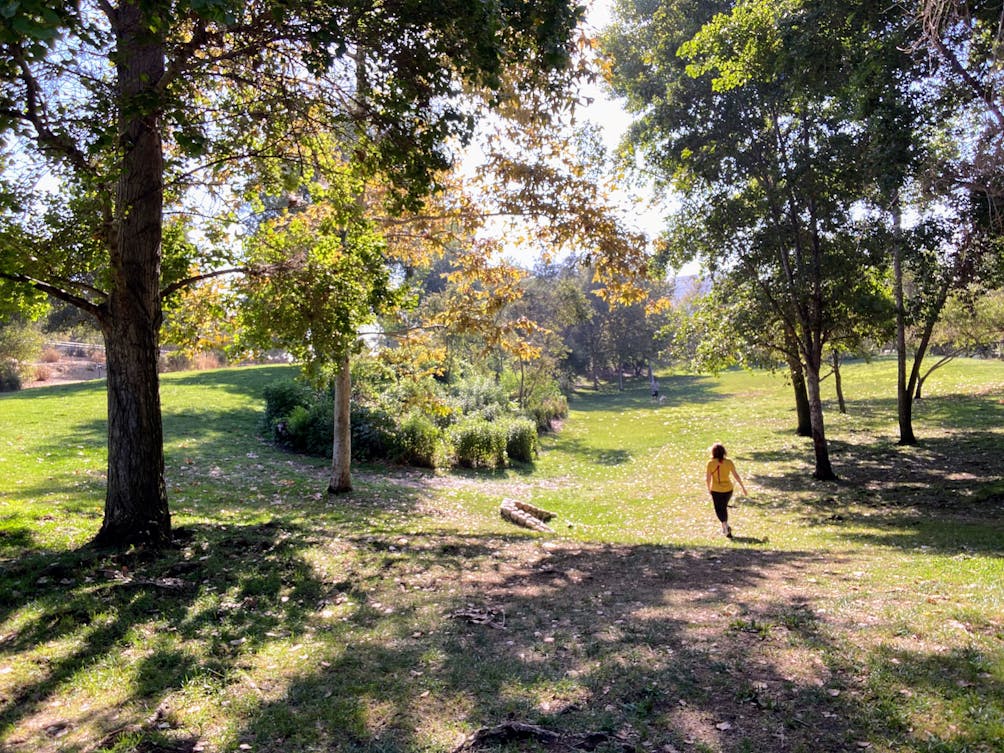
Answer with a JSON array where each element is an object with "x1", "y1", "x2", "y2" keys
[{"x1": 711, "y1": 443, "x2": 726, "y2": 460}]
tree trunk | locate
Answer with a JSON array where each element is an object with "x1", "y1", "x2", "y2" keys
[
  {"x1": 786, "y1": 352, "x2": 812, "y2": 436},
  {"x1": 832, "y1": 350, "x2": 846, "y2": 414},
  {"x1": 329, "y1": 354, "x2": 352, "y2": 494},
  {"x1": 518, "y1": 359, "x2": 526, "y2": 410},
  {"x1": 804, "y1": 358, "x2": 836, "y2": 481},
  {"x1": 891, "y1": 201, "x2": 917, "y2": 445},
  {"x1": 93, "y1": 2, "x2": 170, "y2": 548}
]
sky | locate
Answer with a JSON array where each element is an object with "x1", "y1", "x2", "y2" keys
[{"x1": 490, "y1": 0, "x2": 682, "y2": 272}]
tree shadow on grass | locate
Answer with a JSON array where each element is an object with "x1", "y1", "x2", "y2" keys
[
  {"x1": 0, "y1": 520, "x2": 334, "y2": 752},
  {"x1": 744, "y1": 402, "x2": 1004, "y2": 556},
  {"x1": 0, "y1": 526, "x2": 36, "y2": 555},
  {"x1": 224, "y1": 539, "x2": 1003, "y2": 753},
  {"x1": 159, "y1": 364, "x2": 296, "y2": 397},
  {"x1": 4, "y1": 519, "x2": 1000, "y2": 752},
  {"x1": 548, "y1": 436, "x2": 634, "y2": 467}
]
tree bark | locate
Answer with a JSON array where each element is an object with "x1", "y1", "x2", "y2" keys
[
  {"x1": 786, "y1": 351, "x2": 812, "y2": 436},
  {"x1": 832, "y1": 350, "x2": 846, "y2": 414},
  {"x1": 892, "y1": 200, "x2": 917, "y2": 445},
  {"x1": 803, "y1": 358, "x2": 836, "y2": 480},
  {"x1": 329, "y1": 354, "x2": 352, "y2": 494},
  {"x1": 93, "y1": 1, "x2": 170, "y2": 548}
]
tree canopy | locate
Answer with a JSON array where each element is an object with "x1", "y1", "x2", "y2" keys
[{"x1": 0, "y1": 0, "x2": 585, "y2": 547}]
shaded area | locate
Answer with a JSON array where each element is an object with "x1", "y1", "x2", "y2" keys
[
  {"x1": 2, "y1": 491, "x2": 1001, "y2": 752},
  {"x1": 745, "y1": 390, "x2": 1004, "y2": 556},
  {"x1": 548, "y1": 436, "x2": 634, "y2": 467},
  {"x1": 159, "y1": 364, "x2": 296, "y2": 397},
  {"x1": 222, "y1": 534, "x2": 1002, "y2": 753},
  {"x1": 0, "y1": 520, "x2": 335, "y2": 752}
]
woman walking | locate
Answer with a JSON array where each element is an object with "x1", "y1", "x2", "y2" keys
[{"x1": 706, "y1": 442, "x2": 747, "y2": 538}]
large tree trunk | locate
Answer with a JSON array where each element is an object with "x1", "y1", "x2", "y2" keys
[
  {"x1": 329, "y1": 354, "x2": 352, "y2": 494},
  {"x1": 786, "y1": 351, "x2": 812, "y2": 436},
  {"x1": 93, "y1": 2, "x2": 170, "y2": 548},
  {"x1": 95, "y1": 314, "x2": 169, "y2": 547}
]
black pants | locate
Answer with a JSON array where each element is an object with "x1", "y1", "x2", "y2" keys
[{"x1": 711, "y1": 490, "x2": 733, "y2": 523}]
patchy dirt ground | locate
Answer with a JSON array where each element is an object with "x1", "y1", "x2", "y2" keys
[{"x1": 24, "y1": 356, "x2": 106, "y2": 388}]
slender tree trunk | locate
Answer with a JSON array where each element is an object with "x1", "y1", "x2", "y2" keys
[
  {"x1": 786, "y1": 352, "x2": 812, "y2": 436},
  {"x1": 93, "y1": 2, "x2": 170, "y2": 547},
  {"x1": 832, "y1": 350, "x2": 846, "y2": 414},
  {"x1": 329, "y1": 354, "x2": 352, "y2": 494},
  {"x1": 891, "y1": 200, "x2": 917, "y2": 445},
  {"x1": 804, "y1": 357, "x2": 836, "y2": 480},
  {"x1": 518, "y1": 359, "x2": 526, "y2": 410}
]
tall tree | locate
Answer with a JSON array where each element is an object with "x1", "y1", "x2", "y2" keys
[
  {"x1": 878, "y1": 2, "x2": 1004, "y2": 443},
  {"x1": 604, "y1": 0, "x2": 900, "y2": 479},
  {"x1": 235, "y1": 174, "x2": 393, "y2": 494},
  {"x1": 0, "y1": 0, "x2": 583, "y2": 547},
  {"x1": 914, "y1": 0, "x2": 1004, "y2": 203}
]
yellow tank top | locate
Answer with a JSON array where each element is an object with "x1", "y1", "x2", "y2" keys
[{"x1": 707, "y1": 458, "x2": 735, "y2": 493}]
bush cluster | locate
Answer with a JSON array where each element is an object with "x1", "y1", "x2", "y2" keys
[
  {"x1": 261, "y1": 363, "x2": 557, "y2": 470},
  {"x1": 0, "y1": 364, "x2": 21, "y2": 392}
]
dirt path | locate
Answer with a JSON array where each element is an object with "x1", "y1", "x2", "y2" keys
[{"x1": 24, "y1": 357, "x2": 105, "y2": 389}]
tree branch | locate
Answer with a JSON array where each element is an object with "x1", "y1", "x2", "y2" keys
[
  {"x1": 159, "y1": 266, "x2": 245, "y2": 300},
  {"x1": 10, "y1": 47, "x2": 94, "y2": 175},
  {"x1": 0, "y1": 270, "x2": 103, "y2": 318}
]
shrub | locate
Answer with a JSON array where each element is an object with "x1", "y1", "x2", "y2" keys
[
  {"x1": 41, "y1": 347, "x2": 61, "y2": 363},
  {"x1": 392, "y1": 412, "x2": 441, "y2": 468},
  {"x1": 451, "y1": 418, "x2": 508, "y2": 469},
  {"x1": 33, "y1": 364, "x2": 53, "y2": 382},
  {"x1": 159, "y1": 349, "x2": 224, "y2": 373},
  {"x1": 261, "y1": 378, "x2": 398, "y2": 462},
  {"x1": 528, "y1": 393, "x2": 569, "y2": 432},
  {"x1": 284, "y1": 401, "x2": 332, "y2": 456},
  {"x1": 350, "y1": 403, "x2": 396, "y2": 462},
  {"x1": 261, "y1": 379, "x2": 329, "y2": 455},
  {"x1": 450, "y1": 376, "x2": 509, "y2": 421},
  {"x1": 262, "y1": 380, "x2": 313, "y2": 429},
  {"x1": 503, "y1": 418, "x2": 538, "y2": 463},
  {"x1": 259, "y1": 372, "x2": 551, "y2": 469},
  {"x1": 0, "y1": 320, "x2": 42, "y2": 391},
  {"x1": 0, "y1": 364, "x2": 21, "y2": 392}
]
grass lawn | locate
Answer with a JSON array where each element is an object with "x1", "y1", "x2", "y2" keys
[{"x1": 0, "y1": 358, "x2": 1002, "y2": 753}]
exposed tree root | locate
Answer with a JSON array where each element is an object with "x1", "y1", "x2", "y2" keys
[{"x1": 451, "y1": 721, "x2": 609, "y2": 753}]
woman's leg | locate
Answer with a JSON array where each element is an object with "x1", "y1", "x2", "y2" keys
[{"x1": 711, "y1": 490, "x2": 732, "y2": 531}]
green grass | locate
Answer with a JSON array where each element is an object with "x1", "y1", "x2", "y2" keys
[{"x1": 1, "y1": 357, "x2": 1002, "y2": 753}]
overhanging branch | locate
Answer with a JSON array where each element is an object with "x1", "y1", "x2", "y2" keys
[
  {"x1": 0, "y1": 270, "x2": 103, "y2": 318},
  {"x1": 159, "y1": 266, "x2": 245, "y2": 300}
]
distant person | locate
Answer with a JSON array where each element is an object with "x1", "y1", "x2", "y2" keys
[{"x1": 706, "y1": 442, "x2": 747, "y2": 538}]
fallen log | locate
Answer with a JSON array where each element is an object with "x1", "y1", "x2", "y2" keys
[
  {"x1": 514, "y1": 499, "x2": 555, "y2": 521},
  {"x1": 500, "y1": 498, "x2": 554, "y2": 532}
]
